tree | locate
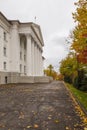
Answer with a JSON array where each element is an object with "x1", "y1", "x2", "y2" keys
[
  {"x1": 71, "y1": 0, "x2": 87, "y2": 90},
  {"x1": 57, "y1": 74, "x2": 64, "y2": 81},
  {"x1": 60, "y1": 52, "x2": 78, "y2": 84},
  {"x1": 47, "y1": 64, "x2": 54, "y2": 76},
  {"x1": 44, "y1": 64, "x2": 58, "y2": 80},
  {"x1": 59, "y1": 0, "x2": 87, "y2": 90},
  {"x1": 71, "y1": 0, "x2": 87, "y2": 64}
]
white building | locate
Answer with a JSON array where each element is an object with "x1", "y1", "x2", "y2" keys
[{"x1": 0, "y1": 12, "x2": 51, "y2": 84}]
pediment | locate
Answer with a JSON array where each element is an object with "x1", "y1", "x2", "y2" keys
[{"x1": 31, "y1": 23, "x2": 44, "y2": 46}]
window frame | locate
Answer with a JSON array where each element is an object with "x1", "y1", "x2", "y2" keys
[
  {"x1": 3, "y1": 62, "x2": 6, "y2": 70},
  {"x1": 3, "y1": 47, "x2": 6, "y2": 56}
]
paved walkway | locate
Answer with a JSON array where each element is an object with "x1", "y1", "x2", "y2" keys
[{"x1": 0, "y1": 81, "x2": 86, "y2": 130}]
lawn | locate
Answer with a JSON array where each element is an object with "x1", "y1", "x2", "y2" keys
[{"x1": 66, "y1": 83, "x2": 87, "y2": 111}]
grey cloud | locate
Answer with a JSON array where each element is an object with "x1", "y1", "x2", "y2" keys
[{"x1": 0, "y1": 0, "x2": 76, "y2": 70}]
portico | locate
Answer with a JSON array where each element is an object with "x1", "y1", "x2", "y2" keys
[{"x1": 19, "y1": 33, "x2": 43, "y2": 77}]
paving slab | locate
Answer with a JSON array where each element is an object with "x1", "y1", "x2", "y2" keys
[{"x1": 0, "y1": 81, "x2": 86, "y2": 130}]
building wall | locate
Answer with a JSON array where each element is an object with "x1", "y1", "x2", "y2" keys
[
  {"x1": 0, "y1": 12, "x2": 44, "y2": 84},
  {"x1": 0, "y1": 20, "x2": 10, "y2": 72},
  {"x1": 10, "y1": 23, "x2": 20, "y2": 72}
]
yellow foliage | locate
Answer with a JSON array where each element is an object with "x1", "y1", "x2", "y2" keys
[{"x1": 71, "y1": 0, "x2": 87, "y2": 56}]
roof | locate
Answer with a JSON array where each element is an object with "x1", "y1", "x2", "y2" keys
[{"x1": 0, "y1": 12, "x2": 44, "y2": 46}]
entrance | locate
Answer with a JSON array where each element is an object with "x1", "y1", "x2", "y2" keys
[{"x1": 5, "y1": 76, "x2": 7, "y2": 84}]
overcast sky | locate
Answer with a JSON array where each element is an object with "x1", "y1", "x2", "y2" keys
[{"x1": 0, "y1": 0, "x2": 77, "y2": 71}]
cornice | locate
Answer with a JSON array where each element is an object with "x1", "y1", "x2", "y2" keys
[{"x1": 0, "y1": 12, "x2": 11, "y2": 27}]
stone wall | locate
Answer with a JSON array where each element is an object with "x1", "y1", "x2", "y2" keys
[
  {"x1": 0, "y1": 72, "x2": 19, "y2": 84},
  {"x1": 0, "y1": 71, "x2": 10, "y2": 84},
  {"x1": 0, "y1": 72, "x2": 53, "y2": 84},
  {"x1": 34, "y1": 76, "x2": 53, "y2": 83},
  {"x1": 19, "y1": 76, "x2": 34, "y2": 83}
]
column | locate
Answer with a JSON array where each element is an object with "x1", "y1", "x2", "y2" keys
[
  {"x1": 32, "y1": 41, "x2": 35, "y2": 76},
  {"x1": 42, "y1": 54, "x2": 45, "y2": 75},
  {"x1": 39, "y1": 48, "x2": 41, "y2": 75},
  {"x1": 34, "y1": 43, "x2": 37, "y2": 76},
  {"x1": 36, "y1": 45, "x2": 38, "y2": 75},
  {"x1": 26, "y1": 34, "x2": 32, "y2": 76},
  {"x1": 39, "y1": 49, "x2": 42, "y2": 75},
  {"x1": 37, "y1": 46, "x2": 40, "y2": 76},
  {"x1": 40, "y1": 50, "x2": 43, "y2": 76}
]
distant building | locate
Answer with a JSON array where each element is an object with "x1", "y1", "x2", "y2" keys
[{"x1": 0, "y1": 12, "x2": 49, "y2": 84}]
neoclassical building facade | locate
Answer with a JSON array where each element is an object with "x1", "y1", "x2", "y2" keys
[{"x1": 0, "y1": 12, "x2": 50, "y2": 84}]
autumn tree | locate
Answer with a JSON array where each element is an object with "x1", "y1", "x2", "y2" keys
[
  {"x1": 44, "y1": 64, "x2": 58, "y2": 80},
  {"x1": 62, "y1": 0, "x2": 87, "y2": 90},
  {"x1": 71, "y1": 0, "x2": 87, "y2": 64},
  {"x1": 71, "y1": 0, "x2": 87, "y2": 90},
  {"x1": 60, "y1": 52, "x2": 78, "y2": 84},
  {"x1": 57, "y1": 74, "x2": 64, "y2": 81},
  {"x1": 47, "y1": 64, "x2": 54, "y2": 76}
]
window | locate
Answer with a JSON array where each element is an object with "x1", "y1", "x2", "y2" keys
[
  {"x1": 24, "y1": 66, "x2": 26, "y2": 74},
  {"x1": 24, "y1": 54, "x2": 26, "y2": 61},
  {"x1": 5, "y1": 76, "x2": 7, "y2": 84},
  {"x1": 20, "y1": 52, "x2": 22, "y2": 60},
  {"x1": 20, "y1": 64, "x2": 22, "y2": 73},
  {"x1": 4, "y1": 32, "x2": 6, "y2": 41},
  {"x1": 3, "y1": 47, "x2": 6, "y2": 56},
  {"x1": 3, "y1": 62, "x2": 6, "y2": 70}
]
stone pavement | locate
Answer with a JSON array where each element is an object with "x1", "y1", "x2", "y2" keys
[{"x1": 0, "y1": 81, "x2": 86, "y2": 130}]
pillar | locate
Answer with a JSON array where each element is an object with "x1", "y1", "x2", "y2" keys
[
  {"x1": 39, "y1": 49, "x2": 42, "y2": 75},
  {"x1": 32, "y1": 40, "x2": 35, "y2": 75},
  {"x1": 38, "y1": 48, "x2": 41, "y2": 75},
  {"x1": 34, "y1": 43, "x2": 37, "y2": 76},
  {"x1": 37, "y1": 45, "x2": 40, "y2": 76},
  {"x1": 26, "y1": 34, "x2": 32, "y2": 76}
]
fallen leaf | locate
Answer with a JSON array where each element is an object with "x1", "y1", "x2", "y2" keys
[
  {"x1": 27, "y1": 125, "x2": 32, "y2": 128},
  {"x1": 66, "y1": 126, "x2": 69, "y2": 130},
  {"x1": 34, "y1": 124, "x2": 39, "y2": 128},
  {"x1": 84, "y1": 128, "x2": 87, "y2": 130},
  {"x1": 48, "y1": 117, "x2": 52, "y2": 120},
  {"x1": 74, "y1": 123, "x2": 79, "y2": 127},
  {"x1": 54, "y1": 120, "x2": 59, "y2": 123},
  {"x1": 19, "y1": 112, "x2": 24, "y2": 119}
]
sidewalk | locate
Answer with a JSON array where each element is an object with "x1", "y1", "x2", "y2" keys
[{"x1": 0, "y1": 81, "x2": 86, "y2": 130}]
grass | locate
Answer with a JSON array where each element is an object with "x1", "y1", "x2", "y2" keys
[{"x1": 66, "y1": 83, "x2": 87, "y2": 111}]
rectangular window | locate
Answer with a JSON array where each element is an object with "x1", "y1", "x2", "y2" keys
[
  {"x1": 24, "y1": 66, "x2": 26, "y2": 74},
  {"x1": 4, "y1": 32, "x2": 6, "y2": 41},
  {"x1": 20, "y1": 52, "x2": 22, "y2": 60},
  {"x1": 3, "y1": 47, "x2": 6, "y2": 56},
  {"x1": 3, "y1": 62, "x2": 6, "y2": 70},
  {"x1": 20, "y1": 64, "x2": 22, "y2": 73}
]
